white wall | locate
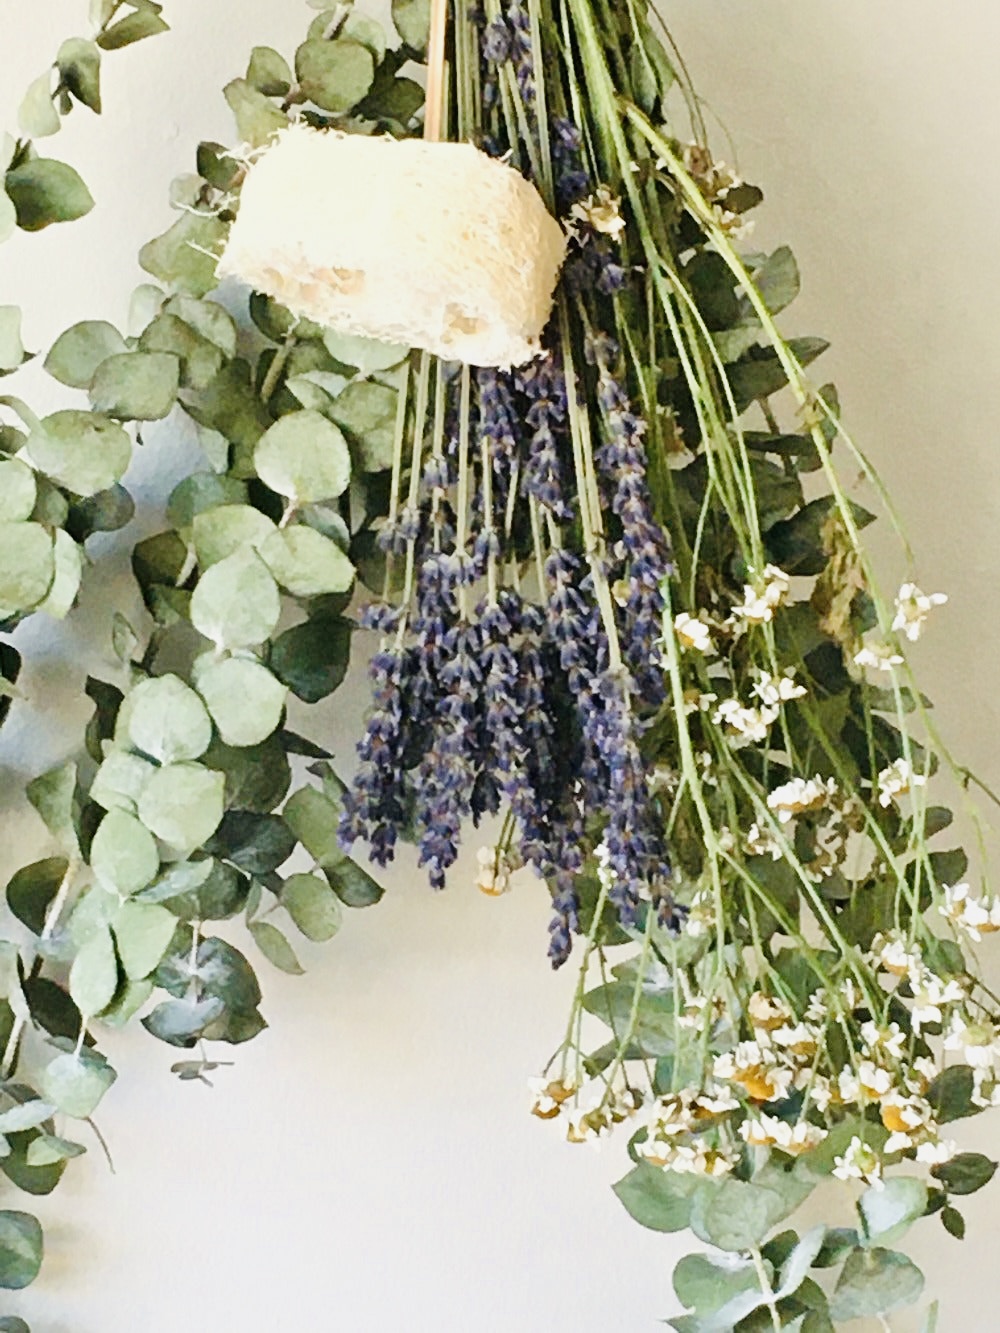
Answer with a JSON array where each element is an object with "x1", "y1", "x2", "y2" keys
[{"x1": 1, "y1": 3, "x2": 998, "y2": 1330}]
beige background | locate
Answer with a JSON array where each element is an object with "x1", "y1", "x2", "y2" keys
[{"x1": 1, "y1": 2, "x2": 998, "y2": 1329}]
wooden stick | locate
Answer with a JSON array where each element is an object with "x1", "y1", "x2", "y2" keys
[{"x1": 424, "y1": 0, "x2": 449, "y2": 142}]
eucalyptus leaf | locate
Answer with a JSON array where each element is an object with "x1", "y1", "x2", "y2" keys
[
  {"x1": 206, "y1": 811, "x2": 296, "y2": 875},
  {"x1": 18, "y1": 72, "x2": 60, "y2": 138},
  {"x1": 112, "y1": 900, "x2": 177, "y2": 980},
  {"x1": 0, "y1": 307, "x2": 26, "y2": 374},
  {"x1": 324, "y1": 857, "x2": 383, "y2": 908},
  {"x1": 25, "y1": 762, "x2": 77, "y2": 847},
  {"x1": 191, "y1": 503, "x2": 275, "y2": 567},
  {"x1": 283, "y1": 786, "x2": 340, "y2": 865},
  {"x1": 0, "y1": 1210, "x2": 42, "y2": 1291},
  {"x1": 859, "y1": 1176, "x2": 927, "y2": 1248},
  {"x1": 0, "y1": 523, "x2": 54, "y2": 617},
  {"x1": 140, "y1": 313, "x2": 222, "y2": 391},
  {"x1": 35, "y1": 530, "x2": 82, "y2": 621},
  {"x1": 392, "y1": 0, "x2": 431, "y2": 51},
  {"x1": 26, "y1": 410, "x2": 131, "y2": 498},
  {"x1": 97, "y1": 8, "x2": 169, "y2": 50},
  {"x1": 673, "y1": 1251, "x2": 760, "y2": 1319},
  {"x1": 44, "y1": 320, "x2": 126, "y2": 389},
  {"x1": 253, "y1": 410, "x2": 352, "y2": 504},
  {"x1": 39, "y1": 1048, "x2": 116, "y2": 1119},
  {"x1": 613, "y1": 1162, "x2": 696, "y2": 1233},
  {"x1": 142, "y1": 996, "x2": 226, "y2": 1047},
  {"x1": 330, "y1": 381, "x2": 398, "y2": 472},
  {"x1": 25, "y1": 1134, "x2": 85, "y2": 1167},
  {"x1": 246, "y1": 46, "x2": 292, "y2": 97},
  {"x1": 6, "y1": 858, "x2": 67, "y2": 936},
  {"x1": 122, "y1": 673, "x2": 213, "y2": 763},
  {"x1": 0, "y1": 461, "x2": 36, "y2": 524},
  {"x1": 282, "y1": 873, "x2": 342, "y2": 942},
  {"x1": 249, "y1": 920, "x2": 304, "y2": 975},
  {"x1": 322, "y1": 329, "x2": 408, "y2": 374},
  {"x1": 139, "y1": 213, "x2": 228, "y2": 298},
  {"x1": 136, "y1": 762, "x2": 225, "y2": 850},
  {"x1": 223, "y1": 79, "x2": 288, "y2": 148},
  {"x1": 89, "y1": 351, "x2": 179, "y2": 421},
  {"x1": 269, "y1": 613, "x2": 351, "y2": 702},
  {"x1": 90, "y1": 809, "x2": 160, "y2": 897},
  {"x1": 689, "y1": 1177, "x2": 788, "y2": 1252},
  {"x1": 931, "y1": 1152, "x2": 997, "y2": 1196},
  {"x1": 295, "y1": 39, "x2": 375, "y2": 114},
  {"x1": 189, "y1": 548, "x2": 281, "y2": 649},
  {"x1": 0, "y1": 1104, "x2": 56, "y2": 1136},
  {"x1": 195, "y1": 658, "x2": 287, "y2": 748},
  {"x1": 259, "y1": 526, "x2": 355, "y2": 597},
  {"x1": 166, "y1": 473, "x2": 247, "y2": 531},
  {"x1": 68, "y1": 923, "x2": 118, "y2": 1016},
  {"x1": 164, "y1": 294, "x2": 238, "y2": 358},
  {"x1": 57, "y1": 37, "x2": 102, "y2": 112},
  {"x1": 5, "y1": 158, "x2": 94, "y2": 231},
  {"x1": 90, "y1": 749, "x2": 156, "y2": 814},
  {"x1": 830, "y1": 1247, "x2": 924, "y2": 1321}
]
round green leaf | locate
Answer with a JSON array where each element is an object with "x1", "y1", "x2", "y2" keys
[
  {"x1": 392, "y1": 0, "x2": 431, "y2": 51},
  {"x1": 254, "y1": 409, "x2": 351, "y2": 503},
  {"x1": 830, "y1": 1247, "x2": 924, "y2": 1321},
  {"x1": 122, "y1": 674, "x2": 213, "y2": 763},
  {"x1": 246, "y1": 45, "x2": 292, "y2": 97},
  {"x1": 25, "y1": 1135, "x2": 85, "y2": 1167},
  {"x1": 322, "y1": 330, "x2": 408, "y2": 374},
  {"x1": 112, "y1": 900, "x2": 178, "y2": 980},
  {"x1": 44, "y1": 319, "x2": 126, "y2": 389},
  {"x1": 89, "y1": 351, "x2": 179, "y2": 421},
  {"x1": 90, "y1": 808, "x2": 160, "y2": 896},
  {"x1": 68, "y1": 922, "x2": 118, "y2": 1016},
  {"x1": 163, "y1": 295, "x2": 238, "y2": 358},
  {"x1": 5, "y1": 157, "x2": 94, "y2": 232},
  {"x1": 191, "y1": 503, "x2": 276, "y2": 567},
  {"x1": 223, "y1": 79, "x2": 288, "y2": 148},
  {"x1": 259, "y1": 527, "x2": 354, "y2": 598},
  {"x1": 166, "y1": 474, "x2": 247, "y2": 531},
  {"x1": 35, "y1": 529, "x2": 82, "y2": 620},
  {"x1": 39, "y1": 1050, "x2": 116, "y2": 1119},
  {"x1": 136, "y1": 762, "x2": 225, "y2": 850},
  {"x1": 190, "y1": 549, "x2": 281, "y2": 649},
  {"x1": 139, "y1": 213, "x2": 228, "y2": 298},
  {"x1": 195, "y1": 657, "x2": 287, "y2": 747},
  {"x1": 0, "y1": 522, "x2": 54, "y2": 617},
  {"x1": 859, "y1": 1177, "x2": 927, "y2": 1248},
  {"x1": 0, "y1": 460, "x2": 36, "y2": 523},
  {"x1": 26, "y1": 409, "x2": 131, "y2": 497},
  {"x1": 283, "y1": 872, "x2": 342, "y2": 942},
  {"x1": 0, "y1": 1210, "x2": 43, "y2": 1290},
  {"x1": 294, "y1": 39, "x2": 375, "y2": 113},
  {"x1": 90, "y1": 749, "x2": 156, "y2": 813},
  {"x1": 330, "y1": 381, "x2": 398, "y2": 472}
]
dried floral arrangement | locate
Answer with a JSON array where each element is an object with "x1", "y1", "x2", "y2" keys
[{"x1": 0, "y1": 1, "x2": 997, "y2": 1329}]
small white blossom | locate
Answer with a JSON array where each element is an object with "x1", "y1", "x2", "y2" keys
[
  {"x1": 674, "y1": 612, "x2": 714, "y2": 654},
  {"x1": 915, "y1": 1137, "x2": 958, "y2": 1165},
  {"x1": 681, "y1": 689, "x2": 718, "y2": 716},
  {"x1": 833, "y1": 1135, "x2": 883, "y2": 1187},
  {"x1": 908, "y1": 963, "x2": 966, "y2": 1032},
  {"x1": 944, "y1": 1013, "x2": 1000, "y2": 1069},
  {"x1": 871, "y1": 930, "x2": 921, "y2": 978},
  {"x1": 740, "y1": 1113, "x2": 826, "y2": 1155},
  {"x1": 877, "y1": 758, "x2": 927, "y2": 808},
  {"x1": 713, "y1": 698, "x2": 778, "y2": 745},
  {"x1": 853, "y1": 642, "x2": 904, "y2": 672},
  {"x1": 569, "y1": 186, "x2": 626, "y2": 241},
  {"x1": 747, "y1": 992, "x2": 793, "y2": 1031},
  {"x1": 766, "y1": 776, "x2": 837, "y2": 823},
  {"x1": 939, "y1": 882, "x2": 1000, "y2": 943},
  {"x1": 745, "y1": 821, "x2": 783, "y2": 861},
  {"x1": 752, "y1": 670, "x2": 807, "y2": 708},
  {"x1": 892, "y1": 583, "x2": 947, "y2": 643},
  {"x1": 730, "y1": 565, "x2": 791, "y2": 626},
  {"x1": 861, "y1": 1021, "x2": 907, "y2": 1061},
  {"x1": 475, "y1": 844, "x2": 519, "y2": 896}
]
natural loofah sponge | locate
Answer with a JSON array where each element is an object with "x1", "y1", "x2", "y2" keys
[{"x1": 218, "y1": 125, "x2": 567, "y2": 368}]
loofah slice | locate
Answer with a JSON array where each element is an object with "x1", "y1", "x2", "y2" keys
[{"x1": 218, "y1": 125, "x2": 567, "y2": 368}]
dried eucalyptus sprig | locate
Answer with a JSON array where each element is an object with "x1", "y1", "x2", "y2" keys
[{"x1": 0, "y1": 4, "x2": 425, "y2": 1305}]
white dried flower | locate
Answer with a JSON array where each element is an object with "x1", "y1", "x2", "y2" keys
[
  {"x1": 877, "y1": 757, "x2": 927, "y2": 808},
  {"x1": 752, "y1": 670, "x2": 807, "y2": 708},
  {"x1": 892, "y1": 583, "x2": 947, "y2": 642},
  {"x1": 853, "y1": 642, "x2": 905, "y2": 672},
  {"x1": 730, "y1": 565, "x2": 791, "y2": 626},
  {"x1": 673, "y1": 612, "x2": 714, "y2": 653},
  {"x1": 766, "y1": 775, "x2": 837, "y2": 823}
]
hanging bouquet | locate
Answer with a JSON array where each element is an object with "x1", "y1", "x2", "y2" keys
[{"x1": 0, "y1": 1, "x2": 996, "y2": 1328}]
